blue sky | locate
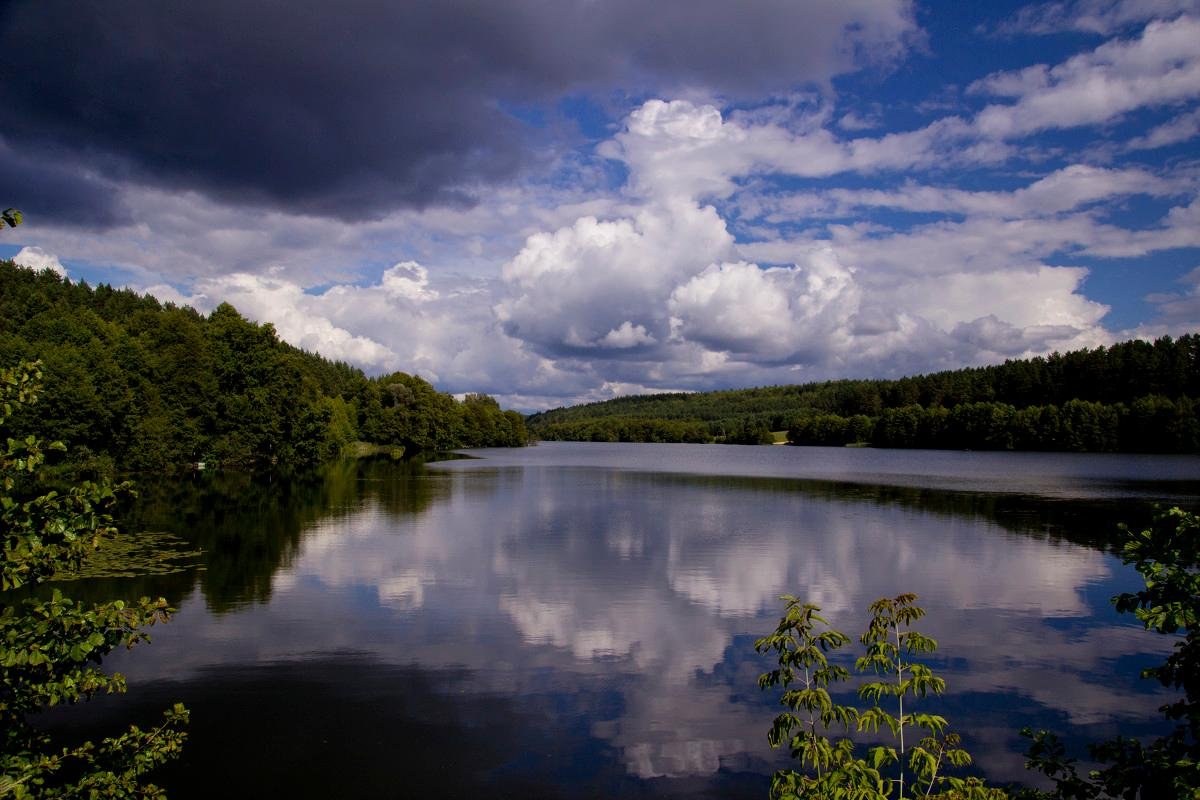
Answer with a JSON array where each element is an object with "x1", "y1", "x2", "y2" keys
[{"x1": 2, "y1": 0, "x2": 1198, "y2": 409}]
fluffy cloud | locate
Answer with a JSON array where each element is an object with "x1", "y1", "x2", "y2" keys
[
  {"x1": 121, "y1": 88, "x2": 1172, "y2": 402},
  {"x1": 839, "y1": 108, "x2": 883, "y2": 131},
  {"x1": 601, "y1": 99, "x2": 985, "y2": 203},
  {"x1": 972, "y1": 16, "x2": 1200, "y2": 137},
  {"x1": 144, "y1": 262, "x2": 580, "y2": 402},
  {"x1": 13, "y1": 245, "x2": 66, "y2": 276},
  {"x1": 750, "y1": 192, "x2": 1199, "y2": 279},
  {"x1": 599, "y1": 322, "x2": 656, "y2": 349},
  {"x1": 488, "y1": 99, "x2": 1145, "y2": 390},
  {"x1": 27, "y1": 83, "x2": 1184, "y2": 406},
  {"x1": 1081, "y1": 196, "x2": 1200, "y2": 256},
  {"x1": 667, "y1": 253, "x2": 860, "y2": 362},
  {"x1": 607, "y1": 18, "x2": 1200, "y2": 197},
  {"x1": 380, "y1": 262, "x2": 439, "y2": 302},
  {"x1": 176, "y1": 270, "x2": 399, "y2": 369},
  {"x1": 4, "y1": 6, "x2": 1196, "y2": 408},
  {"x1": 496, "y1": 199, "x2": 735, "y2": 356},
  {"x1": 892, "y1": 267, "x2": 1105, "y2": 332},
  {"x1": 1125, "y1": 107, "x2": 1200, "y2": 149}
]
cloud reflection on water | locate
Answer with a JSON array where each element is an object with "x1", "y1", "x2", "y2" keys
[{"x1": 101, "y1": 445, "x2": 1191, "y2": 790}]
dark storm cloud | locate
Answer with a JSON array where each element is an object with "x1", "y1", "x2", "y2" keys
[
  {"x1": 0, "y1": 140, "x2": 132, "y2": 229},
  {"x1": 0, "y1": 0, "x2": 915, "y2": 221}
]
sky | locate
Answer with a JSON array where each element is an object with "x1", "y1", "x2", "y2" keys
[{"x1": 1, "y1": 0, "x2": 1199, "y2": 411}]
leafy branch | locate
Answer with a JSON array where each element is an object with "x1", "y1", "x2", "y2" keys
[
  {"x1": 1, "y1": 361, "x2": 187, "y2": 798},
  {"x1": 757, "y1": 593, "x2": 1005, "y2": 800}
]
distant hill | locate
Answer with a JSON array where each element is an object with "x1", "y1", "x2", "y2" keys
[
  {"x1": 0, "y1": 259, "x2": 526, "y2": 471},
  {"x1": 527, "y1": 335, "x2": 1200, "y2": 452}
]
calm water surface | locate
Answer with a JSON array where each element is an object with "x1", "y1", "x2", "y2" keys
[{"x1": 44, "y1": 443, "x2": 1200, "y2": 798}]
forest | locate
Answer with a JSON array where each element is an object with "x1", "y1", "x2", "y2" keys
[
  {"x1": 528, "y1": 334, "x2": 1200, "y2": 453},
  {"x1": 0, "y1": 259, "x2": 527, "y2": 472}
]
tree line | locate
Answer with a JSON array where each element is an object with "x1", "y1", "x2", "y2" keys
[
  {"x1": 790, "y1": 396, "x2": 1198, "y2": 452},
  {"x1": 529, "y1": 334, "x2": 1200, "y2": 453},
  {"x1": 0, "y1": 259, "x2": 527, "y2": 471}
]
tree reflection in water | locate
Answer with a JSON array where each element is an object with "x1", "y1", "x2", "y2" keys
[{"x1": 38, "y1": 444, "x2": 1199, "y2": 798}]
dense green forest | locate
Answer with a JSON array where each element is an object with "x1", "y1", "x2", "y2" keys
[
  {"x1": 528, "y1": 334, "x2": 1200, "y2": 453},
  {"x1": 0, "y1": 259, "x2": 527, "y2": 471}
]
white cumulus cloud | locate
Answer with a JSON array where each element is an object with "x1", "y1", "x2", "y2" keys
[
  {"x1": 497, "y1": 199, "x2": 735, "y2": 356},
  {"x1": 667, "y1": 252, "x2": 860, "y2": 362},
  {"x1": 13, "y1": 246, "x2": 66, "y2": 276},
  {"x1": 9, "y1": 9, "x2": 1197, "y2": 409},
  {"x1": 183, "y1": 271, "x2": 400, "y2": 369}
]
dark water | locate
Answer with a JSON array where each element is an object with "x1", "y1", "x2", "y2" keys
[{"x1": 39, "y1": 443, "x2": 1200, "y2": 798}]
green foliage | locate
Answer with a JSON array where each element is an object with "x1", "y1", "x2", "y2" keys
[
  {"x1": 725, "y1": 418, "x2": 775, "y2": 445},
  {"x1": 758, "y1": 512, "x2": 1200, "y2": 799},
  {"x1": 529, "y1": 335, "x2": 1200, "y2": 453},
  {"x1": 1, "y1": 362, "x2": 187, "y2": 798},
  {"x1": 0, "y1": 209, "x2": 20, "y2": 230},
  {"x1": 755, "y1": 598, "x2": 875, "y2": 798},
  {"x1": 536, "y1": 416, "x2": 712, "y2": 443},
  {"x1": 0, "y1": 259, "x2": 528, "y2": 471},
  {"x1": 757, "y1": 594, "x2": 1007, "y2": 800},
  {"x1": 1020, "y1": 507, "x2": 1200, "y2": 800}
]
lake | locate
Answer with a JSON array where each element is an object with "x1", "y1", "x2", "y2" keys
[{"x1": 42, "y1": 442, "x2": 1200, "y2": 798}]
